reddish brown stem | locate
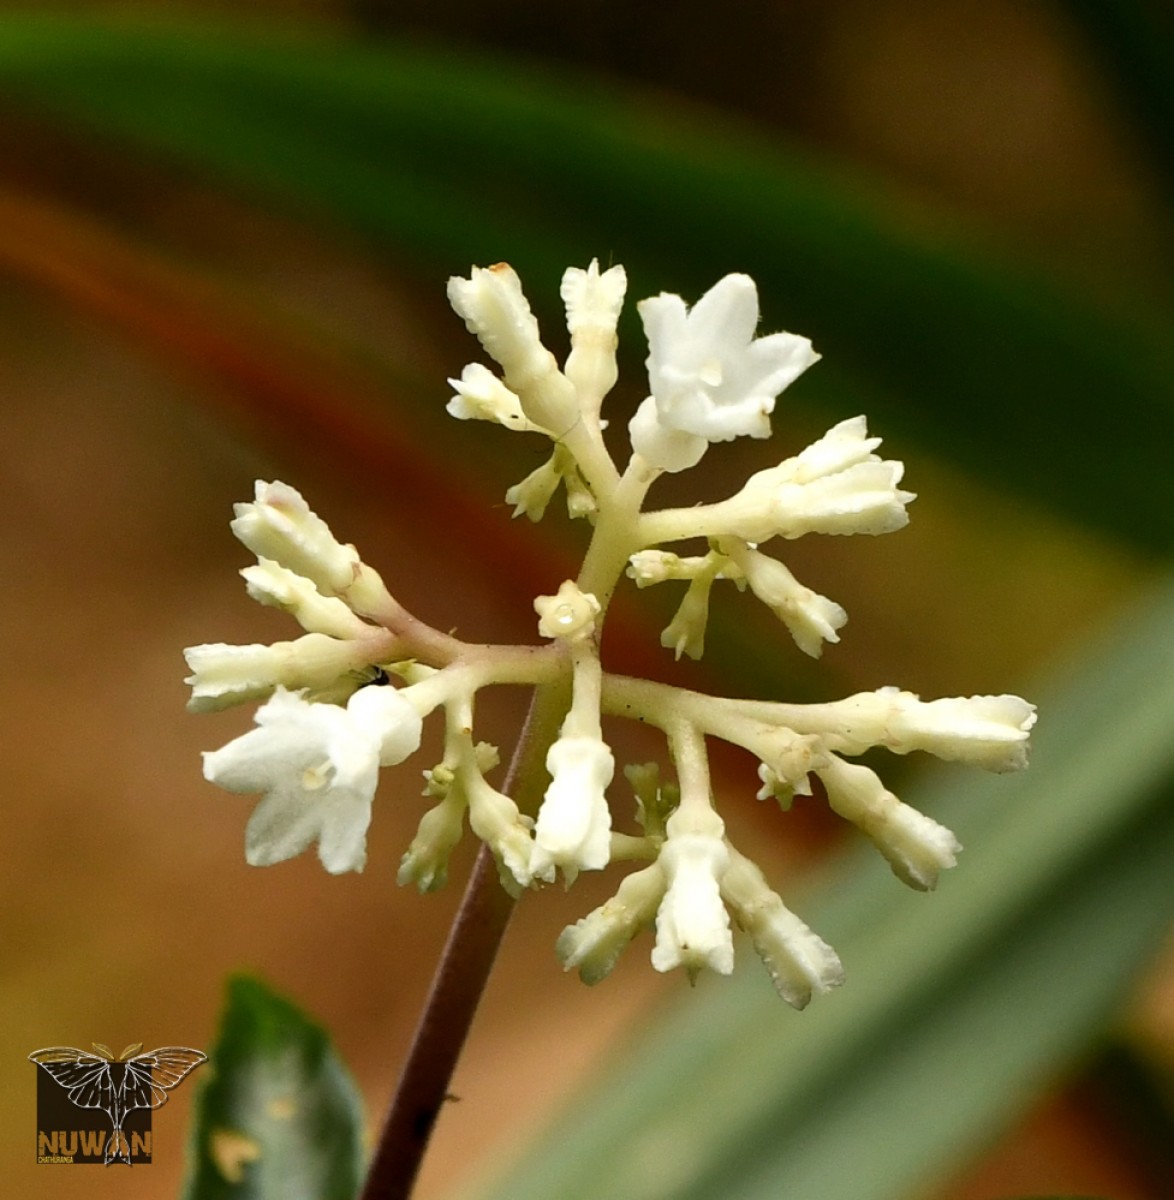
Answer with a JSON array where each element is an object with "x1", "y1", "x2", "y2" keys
[
  {"x1": 359, "y1": 679, "x2": 568, "y2": 1199},
  {"x1": 359, "y1": 843, "x2": 516, "y2": 1200}
]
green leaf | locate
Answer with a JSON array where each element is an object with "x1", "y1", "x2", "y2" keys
[
  {"x1": 1, "y1": 17, "x2": 1173, "y2": 551},
  {"x1": 460, "y1": 579, "x2": 1174, "y2": 1200},
  {"x1": 181, "y1": 975, "x2": 364, "y2": 1200}
]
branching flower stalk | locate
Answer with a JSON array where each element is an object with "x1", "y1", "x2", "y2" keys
[{"x1": 186, "y1": 260, "x2": 1036, "y2": 1195}]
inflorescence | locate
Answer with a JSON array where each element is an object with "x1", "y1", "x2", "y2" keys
[{"x1": 186, "y1": 262, "x2": 1035, "y2": 1006}]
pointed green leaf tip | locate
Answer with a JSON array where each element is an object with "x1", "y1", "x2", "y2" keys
[{"x1": 181, "y1": 975, "x2": 365, "y2": 1200}]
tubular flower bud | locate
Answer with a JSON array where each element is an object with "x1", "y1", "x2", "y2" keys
[
  {"x1": 720, "y1": 847, "x2": 844, "y2": 1008},
  {"x1": 723, "y1": 541, "x2": 846, "y2": 657},
  {"x1": 464, "y1": 772, "x2": 534, "y2": 891},
  {"x1": 530, "y1": 734, "x2": 615, "y2": 885},
  {"x1": 231, "y1": 481, "x2": 361, "y2": 596},
  {"x1": 660, "y1": 575, "x2": 714, "y2": 661},
  {"x1": 240, "y1": 560, "x2": 372, "y2": 639},
  {"x1": 821, "y1": 688, "x2": 1037, "y2": 771},
  {"x1": 817, "y1": 754, "x2": 961, "y2": 891},
  {"x1": 561, "y1": 260, "x2": 627, "y2": 409},
  {"x1": 447, "y1": 362, "x2": 543, "y2": 433},
  {"x1": 447, "y1": 263, "x2": 577, "y2": 434},
  {"x1": 556, "y1": 863, "x2": 667, "y2": 984},
  {"x1": 651, "y1": 815, "x2": 734, "y2": 977},
  {"x1": 183, "y1": 633, "x2": 374, "y2": 713},
  {"x1": 721, "y1": 418, "x2": 915, "y2": 542},
  {"x1": 397, "y1": 792, "x2": 466, "y2": 893}
]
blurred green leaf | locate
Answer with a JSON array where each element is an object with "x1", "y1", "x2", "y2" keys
[
  {"x1": 181, "y1": 975, "x2": 363, "y2": 1200},
  {"x1": 459, "y1": 579, "x2": 1174, "y2": 1200},
  {"x1": 0, "y1": 17, "x2": 1173, "y2": 551}
]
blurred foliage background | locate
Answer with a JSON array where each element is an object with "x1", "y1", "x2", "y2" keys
[{"x1": 2, "y1": 2, "x2": 1173, "y2": 1198}]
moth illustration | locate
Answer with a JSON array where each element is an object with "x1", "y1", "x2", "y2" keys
[{"x1": 29, "y1": 1042, "x2": 206, "y2": 1165}]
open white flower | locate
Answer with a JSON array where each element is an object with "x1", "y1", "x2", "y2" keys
[
  {"x1": 530, "y1": 734, "x2": 615, "y2": 884},
  {"x1": 202, "y1": 685, "x2": 423, "y2": 873},
  {"x1": 629, "y1": 274, "x2": 819, "y2": 472}
]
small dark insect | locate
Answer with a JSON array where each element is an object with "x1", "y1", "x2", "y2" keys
[
  {"x1": 29, "y1": 1043, "x2": 206, "y2": 1165},
  {"x1": 365, "y1": 666, "x2": 391, "y2": 687}
]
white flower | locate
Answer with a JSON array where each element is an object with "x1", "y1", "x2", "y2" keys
[
  {"x1": 629, "y1": 274, "x2": 818, "y2": 473},
  {"x1": 641, "y1": 274, "x2": 819, "y2": 442},
  {"x1": 231, "y1": 481, "x2": 360, "y2": 597},
  {"x1": 628, "y1": 397, "x2": 710, "y2": 473},
  {"x1": 817, "y1": 754, "x2": 961, "y2": 890},
  {"x1": 651, "y1": 816, "x2": 734, "y2": 976},
  {"x1": 183, "y1": 633, "x2": 371, "y2": 713},
  {"x1": 825, "y1": 688, "x2": 1037, "y2": 771},
  {"x1": 530, "y1": 734, "x2": 615, "y2": 884},
  {"x1": 556, "y1": 863, "x2": 666, "y2": 984},
  {"x1": 720, "y1": 847, "x2": 844, "y2": 1008},
  {"x1": 723, "y1": 417, "x2": 914, "y2": 542},
  {"x1": 202, "y1": 685, "x2": 423, "y2": 874}
]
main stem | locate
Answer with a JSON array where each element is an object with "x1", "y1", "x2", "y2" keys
[
  {"x1": 359, "y1": 678, "x2": 569, "y2": 1200},
  {"x1": 361, "y1": 455, "x2": 649, "y2": 1197}
]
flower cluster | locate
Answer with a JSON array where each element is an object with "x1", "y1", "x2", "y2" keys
[{"x1": 187, "y1": 262, "x2": 1035, "y2": 1005}]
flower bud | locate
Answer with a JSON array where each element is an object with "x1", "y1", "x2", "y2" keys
[
  {"x1": 530, "y1": 734, "x2": 615, "y2": 884},
  {"x1": 535, "y1": 581, "x2": 602, "y2": 641},
  {"x1": 729, "y1": 544, "x2": 846, "y2": 657},
  {"x1": 651, "y1": 815, "x2": 734, "y2": 976},
  {"x1": 465, "y1": 774, "x2": 534, "y2": 890},
  {"x1": 398, "y1": 794, "x2": 465, "y2": 892},
  {"x1": 561, "y1": 260, "x2": 627, "y2": 409},
  {"x1": 825, "y1": 688, "x2": 1036, "y2": 771},
  {"x1": 184, "y1": 633, "x2": 370, "y2": 713},
  {"x1": 447, "y1": 361, "x2": 540, "y2": 431},
  {"x1": 241, "y1": 560, "x2": 371, "y2": 639},
  {"x1": 231, "y1": 481, "x2": 360, "y2": 596},
  {"x1": 720, "y1": 848, "x2": 844, "y2": 1008},
  {"x1": 557, "y1": 863, "x2": 666, "y2": 984},
  {"x1": 817, "y1": 754, "x2": 961, "y2": 890},
  {"x1": 447, "y1": 264, "x2": 577, "y2": 434}
]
